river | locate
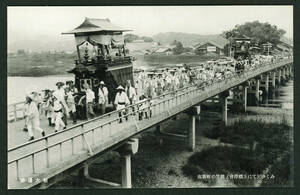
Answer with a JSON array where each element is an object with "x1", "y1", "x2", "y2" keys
[{"x1": 7, "y1": 75, "x2": 74, "y2": 105}]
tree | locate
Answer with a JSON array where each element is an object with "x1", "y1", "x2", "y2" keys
[
  {"x1": 124, "y1": 33, "x2": 139, "y2": 43},
  {"x1": 17, "y1": 49, "x2": 26, "y2": 55},
  {"x1": 141, "y1": 36, "x2": 153, "y2": 42},
  {"x1": 172, "y1": 41, "x2": 184, "y2": 55},
  {"x1": 171, "y1": 40, "x2": 178, "y2": 46},
  {"x1": 223, "y1": 21, "x2": 286, "y2": 45}
]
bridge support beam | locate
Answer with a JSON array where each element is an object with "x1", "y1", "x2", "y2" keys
[
  {"x1": 186, "y1": 106, "x2": 201, "y2": 151},
  {"x1": 195, "y1": 105, "x2": 201, "y2": 121},
  {"x1": 155, "y1": 124, "x2": 164, "y2": 145},
  {"x1": 188, "y1": 114, "x2": 196, "y2": 151},
  {"x1": 272, "y1": 72, "x2": 276, "y2": 89},
  {"x1": 285, "y1": 67, "x2": 289, "y2": 80},
  {"x1": 117, "y1": 139, "x2": 139, "y2": 188},
  {"x1": 220, "y1": 91, "x2": 229, "y2": 126},
  {"x1": 255, "y1": 79, "x2": 260, "y2": 106},
  {"x1": 265, "y1": 74, "x2": 269, "y2": 94},
  {"x1": 80, "y1": 163, "x2": 121, "y2": 187},
  {"x1": 242, "y1": 86, "x2": 248, "y2": 112},
  {"x1": 282, "y1": 68, "x2": 286, "y2": 81},
  {"x1": 278, "y1": 69, "x2": 282, "y2": 84},
  {"x1": 121, "y1": 154, "x2": 132, "y2": 188}
]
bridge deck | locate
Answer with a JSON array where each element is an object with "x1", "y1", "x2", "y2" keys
[
  {"x1": 7, "y1": 59, "x2": 293, "y2": 189},
  {"x1": 8, "y1": 105, "x2": 119, "y2": 148}
]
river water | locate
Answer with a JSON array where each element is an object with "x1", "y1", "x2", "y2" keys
[
  {"x1": 7, "y1": 75, "x2": 74, "y2": 105},
  {"x1": 266, "y1": 78, "x2": 293, "y2": 110}
]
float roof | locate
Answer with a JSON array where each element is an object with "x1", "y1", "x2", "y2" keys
[{"x1": 62, "y1": 17, "x2": 131, "y2": 35}]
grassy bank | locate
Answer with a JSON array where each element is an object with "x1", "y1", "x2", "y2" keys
[
  {"x1": 8, "y1": 51, "x2": 225, "y2": 77},
  {"x1": 183, "y1": 118, "x2": 293, "y2": 187},
  {"x1": 8, "y1": 52, "x2": 76, "y2": 76}
]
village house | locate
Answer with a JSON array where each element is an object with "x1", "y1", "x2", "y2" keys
[
  {"x1": 194, "y1": 40, "x2": 227, "y2": 55},
  {"x1": 276, "y1": 38, "x2": 293, "y2": 53},
  {"x1": 193, "y1": 35, "x2": 229, "y2": 55}
]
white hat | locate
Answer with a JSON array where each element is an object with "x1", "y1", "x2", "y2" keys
[
  {"x1": 26, "y1": 93, "x2": 34, "y2": 100},
  {"x1": 116, "y1": 85, "x2": 124, "y2": 90},
  {"x1": 100, "y1": 81, "x2": 105, "y2": 85}
]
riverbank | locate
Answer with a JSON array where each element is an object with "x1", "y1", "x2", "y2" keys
[
  {"x1": 51, "y1": 104, "x2": 293, "y2": 188},
  {"x1": 7, "y1": 52, "x2": 223, "y2": 76}
]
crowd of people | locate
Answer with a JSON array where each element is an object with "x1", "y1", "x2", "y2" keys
[
  {"x1": 21, "y1": 53, "x2": 290, "y2": 141},
  {"x1": 134, "y1": 54, "x2": 288, "y2": 99}
]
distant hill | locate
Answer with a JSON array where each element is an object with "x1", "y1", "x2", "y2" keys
[{"x1": 153, "y1": 32, "x2": 229, "y2": 47}]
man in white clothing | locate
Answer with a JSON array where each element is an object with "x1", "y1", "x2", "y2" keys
[
  {"x1": 54, "y1": 82, "x2": 69, "y2": 126},
  {"x1": 26, "y1": 94, "x2": 45, "y2": 141},
  {"x1": 86, "y1": 85, "x2": 95, "y2": 118},
  {"x1": 65, "y1": 87, "x2": 77, "y2": 124},
  {"x1": 98, "y1": 81, "x2": 108, "y2": 115},
  {"x1": 52, "y1": 91, "x2": 66, "y2": 132},
  {"x1": 114, "y1": 85, "x2": 130, "y2": 123}
]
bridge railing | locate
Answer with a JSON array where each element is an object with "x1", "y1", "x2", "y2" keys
[
  {"x1": 7, "y1": 58, "x2": 292, "y2": 188},
  {"x1": 8, "y1": 102, "x2": 26, "y2": 122}
]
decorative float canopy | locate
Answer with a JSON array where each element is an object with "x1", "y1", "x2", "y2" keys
[{"x1": 62, "y1": 17, "x2": 131, "y2": 46}]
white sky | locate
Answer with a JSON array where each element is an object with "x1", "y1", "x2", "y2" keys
[{"x1": 7, "y1": 6, "x2": 293, "y2": 38}]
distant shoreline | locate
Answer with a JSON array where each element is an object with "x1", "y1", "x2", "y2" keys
[{"x1": 7, "y1": 74, "x2": 73, "y2": 78}]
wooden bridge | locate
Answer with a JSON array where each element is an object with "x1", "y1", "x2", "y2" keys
[{"x1": 7, "y1": 58, "x2": 293, "y2": 189}]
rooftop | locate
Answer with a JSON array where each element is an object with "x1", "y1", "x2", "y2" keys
[{"x1": 62, "y1": 17, "x2": 131, "y2": 35}]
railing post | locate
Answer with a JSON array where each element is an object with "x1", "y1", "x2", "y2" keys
[
  {"x1": 16, "y1": 160, "x2": 19, "y2": 181},
  {"x1": 14, "y1": 104, "x2": 17, "y2": 122},
  {"x1": 32, "y1": 154, "x2": 35, "y2": 174},
  {"x1": 45, "y1": 137, "x2": 50, "y2": 168}
]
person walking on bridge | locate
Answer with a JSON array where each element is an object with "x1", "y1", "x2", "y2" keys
[
  {"x1": 86, "y1": 84, "x2": 95, "y2": 118},
  {"x1": 125, "y1": 80, "x2": 137, "y2": 114},
  {"x1": 26, "y1": 94, "x2": 45, "y2": 141},
  {"x1": 52, "y1": 91, "x2": 67, "y2": 132},
  {"x1": 22, "y1": 96, "x2": 30, "y2": 132},
  {"x1": 54, "y1": 82, "x2": 69, "y2": 127},
  {"x1": 98, "y1": 81, "x2": 108, "y2": 115},
  {"x1": 114, "y1": 85, "x2": 130, "y2": 123},
  {"x1": 65, "y1": 87, "x2": 77, "y2": 124}
]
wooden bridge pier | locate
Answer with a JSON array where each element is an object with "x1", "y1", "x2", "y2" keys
[
  {"x1": 219, "y1": 91, "x2": 229, "y2": 126},
  {"x1": 187, "y1": 106, "x2": 200, "y2": 151},
  {"x1": 278, "y1": 69, "x2": 282, "y2": 84},
  {"x1": 285, "y1": 66, "x2": 291, "y2": 81},
  {"x1": 264, "y1": 74, "x2": 269, "y2": 94},
  {"x1": 255, "y1": 78, "x2": 260, "y2": 106},
  {"x1": 282, "y1": 67, "x2": 286, "y2": 81},
  {"x1": 77, "y1": 139, "x2": 139, "y2": 188},
  {"x1": 242, "y1": 86, "x2": 248, "y2": 112},
  {"x1": 272, "y1": 71, "x2": 276, "y2": 89}
]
